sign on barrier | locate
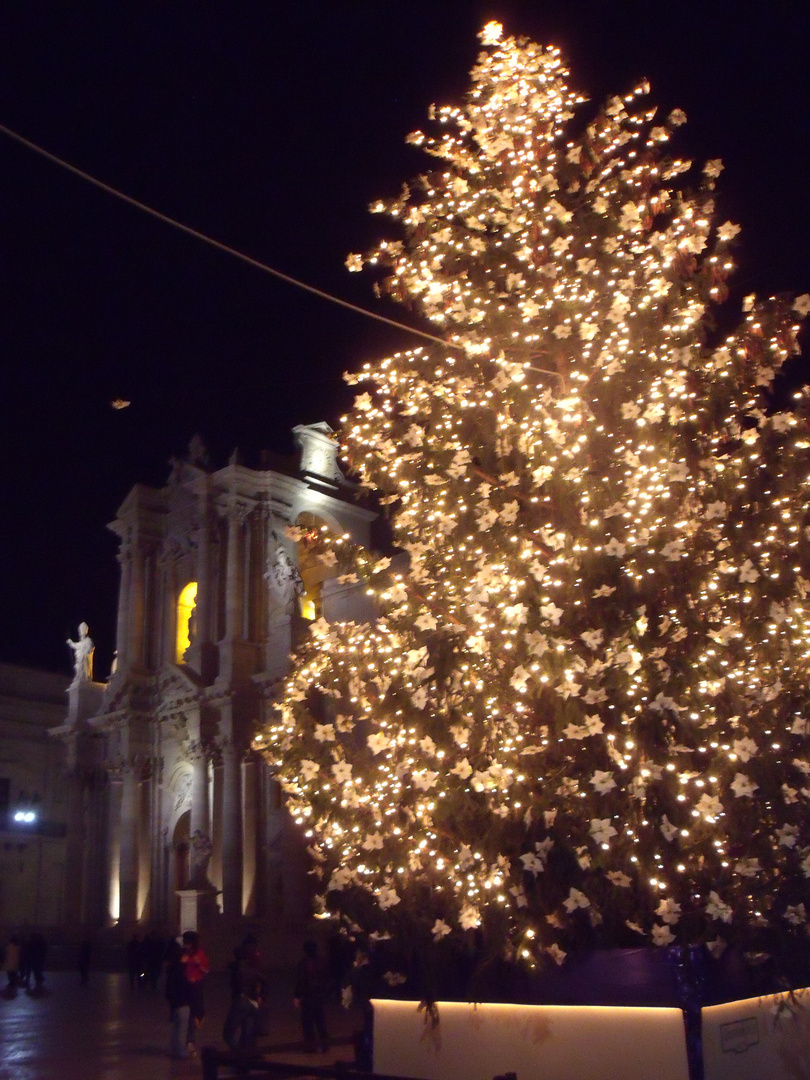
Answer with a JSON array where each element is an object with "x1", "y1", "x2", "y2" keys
[
  {"x1": 702, "y1": 988, "x2": 810, "y2": 1080},
  {"x1": 372, "y1": 999, "x2": 690, "y2": 1080}
]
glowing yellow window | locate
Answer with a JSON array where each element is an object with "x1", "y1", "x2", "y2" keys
[
  {"x1": 299, "y1": 593, "x2": 317, "y2": 621},
  {"x1": 176, "y1": 582, "x2": 198, "y2": 663}
]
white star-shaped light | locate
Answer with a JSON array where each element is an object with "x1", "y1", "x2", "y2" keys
[
  {"x1": 367, "y1": 732, "x2": 392, "y2": 756},
  {"x1": 331, "y1": 761, "x2": 352, "y2": 785},
  {"x1": 656, "y1": 898, "x2": 682, "y2": 925},
  {"x1": 717, "y1": 221, "x2": 741, "y2": 243},
  {"x1": 590, "y1": 770, "x2": 616, "y2": 794},
  {"x1": 378, "y1": 886, "x2": 401, "y2": 910},
  {"x1": 730, "y1": 772, "x2": 758, "y2": 798},
  {"x1": 479, "y1": 21, "x2": 503, "y2": 45},
  {"x1": 651, "y1": 924, "x2": 675, "y2": 946},
  {"x1": 432, "y1": 919, "x2": 451, "y2": 941},
  {"x1": 563, "y1": 887, "x2": 590, "y2": 913},
  {"x1": 459, "y1": 903, "x2": 481, "y2": 930},
  {"x1": 300, "y1": 759, "x2": 320, "y2": 782},
  {"x1": 589, "y1": 818, "x2": 617, "y2": 845}
]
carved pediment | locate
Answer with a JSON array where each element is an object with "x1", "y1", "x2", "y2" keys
[
  {"x1": 157, "y1": 664, "x2": 204, "y2": 710},
  {"x1": 97, "y1": 671, "x2": 155, "y2": 719}
]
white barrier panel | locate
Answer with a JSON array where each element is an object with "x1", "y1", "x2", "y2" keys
[
  {"x1": 372, "y1": 998, "x2": 689, "y2": 1080},
  {"x1": 702, "y1": 988, "x2": 810, "y2": 1080}
]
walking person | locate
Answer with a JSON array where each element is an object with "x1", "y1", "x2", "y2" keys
[
  {"x1": 181, "y1": 930, "x2": 209, "y2": 1057},
  {"x1": 4, "y1": 934, "x2": 21, "y2": 992},
  {"x1": 165, "y1": 938, "x2": 192, "y2": 1060},
  {"x1": 27, "y1": 931, "x2": 47, "y2": 992},
  {"x1": 126, "y1": 932, "x2": 143, "y2": 991},
  {"x1": 293, "y1": 940, "x2": 329, "y2": 1053},
  {"x1": 18, "y1": 933, "x2": 31, "y2": 989},
  {"x1": 223, "y1": 973, "x2": 263, "y2": 1056},
  {"x1": 143, "y1": 930, "x2": 164, "y2": 991}
]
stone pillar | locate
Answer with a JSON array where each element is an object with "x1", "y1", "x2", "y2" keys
[
  {"x1": 137, "y1": 775, "x2": 152, "y2": 920},
  {"x1": 195, "y1": 512, "x2": 212, "y2": 645},
  {"x1": 106, "y1": 775, "x2": 123, "y2": 924},
  {"x1": 148, "y1": 765, "x2": 165, "y2": 924},
  {"x1": 188, "y1": 502, "x2": 218, "y2": 679},
  {"x1": 161, "y1": 554, "x2": 178, "y2": 666},
  {"x1": 211, "y1": 761, "x2": 223, "y2": 895},
  {"x1": 118, "y1": 766, "x2": 140, "y2": 924},
  {"x1": 115, "y1": 540, "x2": 133, "y2": 668},
  {"x1": 242, "y1": 759, "x2": 258, "y2": 917},
  {"x1": 225, "y1": 501, "x2": 245, "y2": 641},
  {"x1": 220, "y1": 734, "x2": 243, "y2": 917},
  {"x1": 258, "y1": 764, "x2": 285, "y2": 919},
  {"x1": 188, "y1": 741, "x2": 212, "y2": 888},
  {"x1": 129, "y1": 548, "x2": 146, "y2": 669},
  {"x1": 88, "y1": 776, "x2": 109, "y2": 927},
  {"x1": 63, "y1": 773, "x2": 86, "y2": 926},
  {"x1": 218, "y1": 496, "x2": 254, "y2": 681}
]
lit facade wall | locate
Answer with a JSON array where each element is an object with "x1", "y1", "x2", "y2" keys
[
  {"x1": 0, "y1": 663, "x2": 70, "y2": 929},
  {"x1": 52, "y1": 425, "x2": 377, "y2": 933}
]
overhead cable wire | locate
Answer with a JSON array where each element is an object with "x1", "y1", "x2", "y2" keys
[{"x1": 0, "y1": 122, "x2": 458, "y2": 351}]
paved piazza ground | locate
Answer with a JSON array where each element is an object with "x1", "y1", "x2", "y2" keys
[{"x1": 0, "y1": 969, "x2": 362, "y2": 1080}]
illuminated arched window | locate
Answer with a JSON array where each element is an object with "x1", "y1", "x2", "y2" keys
[{"x1": 176, "y1": 582, "x2": 198, "y2": 663}]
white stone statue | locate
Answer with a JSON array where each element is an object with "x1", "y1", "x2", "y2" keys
[
  {"x1": 189, "y1": 829, "x2": 214, "y2": 887},
  {"x1": 265, "y1": 535, "x2": 303, "y2": 610},
  {"x1": 67, "y1": 621, "x2": 94, "y2": 683}
]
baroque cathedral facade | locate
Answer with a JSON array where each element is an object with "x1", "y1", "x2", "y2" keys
[{"x1": 51, "y1": 424, "x2": 376, "y2": 934}]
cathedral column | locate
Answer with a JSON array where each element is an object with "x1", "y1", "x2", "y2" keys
[
  {"x1": 217, "y1": 495, "x2": 254, "y2": 681},
  {"x1": 188, "y1": 741, "x2": 212, "y2": 887},
  {"x1": 161, "y1": 555, "x2": 178, "y2": 666},
  {"x1": 137, "y1": 774, "x2": 152, "y2": 920},
  {"x1": 106, "y1": 774, "x2": 123, "y2": 923},
  {"x1": 129, "y1": 547, "x2": 146, "y2": 669},
  {"x1": 242, "y1": 759, "x2": 258, "y2": 916},
  {"x1": 224, "y1": 500, "x2": 246, "y2": 641},
  {"x1": 148, "y1": 764, "x2": 165, "y2": 923},
  {"x1": 115, "y1": 540, "x2": 133, "y2": 668},
  {"x1": 118, "y1": 765, "x2": 140, "y2": 924},
  {"x1": 188, "y1": 499, "x2": 217, "y2": 679},
  {"x1": 219, "y1": 729, "x2": 243, "y2": 917},
  {"x1": 194, "y1": 512, "x2": 212, "y2": 645},
  {"x1": 63, "y1": 772, "x2": 87, "y2": 926}
]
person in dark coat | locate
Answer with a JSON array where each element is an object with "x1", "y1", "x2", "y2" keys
[
  {"x1": 223, "y1": 972, "x2": 263, "y2": 1055},
  {"x1": 293, "y1": 940, "x2": 329, "y2": 1053},
  {"x1": 126, "y1": 933, "x2": 143, "y2": 990},
  {"x1": 143, "y1": 931, "x2": 164, "y2": 991},
  {"x1": 26, "y1": 932, "x2": 47, "y2": 991},
  {"x1": 165, "y1": 938, "x2": 192, "y2": 1060}
]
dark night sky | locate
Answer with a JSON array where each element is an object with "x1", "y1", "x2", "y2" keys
[{"x1": 1, "y1": 1, "x2": 809, "y2": 676}]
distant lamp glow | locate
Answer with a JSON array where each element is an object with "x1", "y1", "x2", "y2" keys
[
  {"x1": 13, "y1": 810, "x2": 37, "y2": 824},
  {"x1": 176, "y1": 582, "x2": 198, "y2": 663},
  {"x1": 300, "y1": 595, "x2": 317, "y2": 621}
]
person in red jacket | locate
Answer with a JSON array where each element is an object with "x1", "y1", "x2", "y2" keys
[{"x1": 180, "y1": 931, "x2": 209, "y2": 1056}]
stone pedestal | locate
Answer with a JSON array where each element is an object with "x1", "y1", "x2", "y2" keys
[
  {"x1": 65, "y1": 679, "x2": 105, "y2": 731},
  {"x1": 176, "y1": 886, "x2": 219, "y2": 934}
]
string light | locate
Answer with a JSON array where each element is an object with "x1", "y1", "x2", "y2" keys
[{"x1": 258, "y1": 23, "x2": 810, "y2": 972}]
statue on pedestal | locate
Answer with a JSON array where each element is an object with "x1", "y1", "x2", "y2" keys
[
  {"x1": 67, "y1": 622, "x2": 94, "y2": 683},
  {"x1": 265, "y1": 533, "x2": 303, "y2": 613},
  {"x1": 189, "y1": 829, "x2": 214, "y2": 888}
]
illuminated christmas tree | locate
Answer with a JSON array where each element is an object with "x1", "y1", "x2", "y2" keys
[{"x1": 260, "y1": 24, "x2": 810, "y2": 977}]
